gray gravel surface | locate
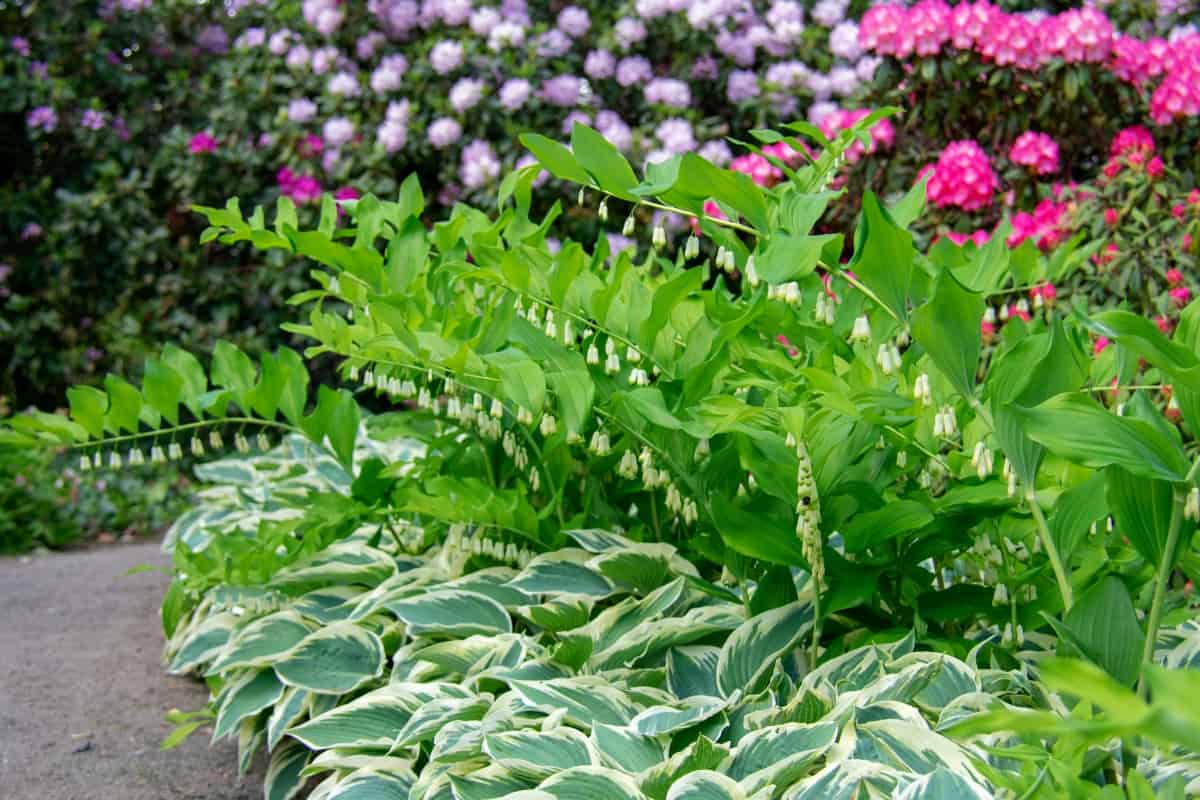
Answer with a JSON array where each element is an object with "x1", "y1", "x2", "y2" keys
[{"x1": 0, "y1": 540, "x2": 264, "y2": 799}]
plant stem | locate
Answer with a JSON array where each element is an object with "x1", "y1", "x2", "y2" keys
[
  {"x1": 1137, "y1": 488, "x2": 1185, "y2": 699},
  {"x1": 1025, "y1": 489, "x2": 1074, "y2": 612},
  {"x1": 810, "y1": 582, "x2": 823, "y2": 667}
]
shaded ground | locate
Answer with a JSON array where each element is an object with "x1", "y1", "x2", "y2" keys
[{"x1": 0, "y1": 540, "x2": 263, "y2": 799}]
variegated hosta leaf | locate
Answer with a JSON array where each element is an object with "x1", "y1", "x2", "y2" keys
[
  {"x1": 325, "y1": 768, "x2": 415, "y2": 800},
  {"x1": 894, "y1": 768, "x2": 993, "y2": 800},
  {"x1": 288, "y1": 682, "x2": 473, "y2": 750},
  {"x1": 668, "y1": 646, "x2": 723, "y2": 700},
  {"x1": 267, "y1": 686, "x2": 310, "y2": 751},
  {"x1": 537, "y1": 765, "x2": 649, "y2": 800},
  {"x1": 273, "y1": 621, "x2": 385, "y2": 694},
  {"x1": 783, "y1": 758, "x2": 905, "y2": 800},
  {"x1": 206, "y1": 610, "x2": 313, "y2": 674},
  {"x1": 271, "y1": 542, "x2": 398, "y2": 588},
  {"x1": 716, "y1": 601, "x2": 814, "y2": 698},
  {"x1": 507, "y1": 554, "x2": 616, "y2": 598},
  {"x1": 265, "y1": 740, "x2": 311, "y2": 800},
  {"x1": 725, "y1": 721, "x2": 839, "y2": 793},
  {"x1": 631, "y1": 696, "x2": 730, "y2": 737},
  {"x1": 392, "y1": 695, "x2": 492, "y2": 748},
  {"x1": 293, "y1": 586, "x2": 370, "y2": 624},
  {"x1": 590, "y1": 723, "x2": 667, "y2": 773},
  {"x1": 212, "y1": 668, "x2": 285, "y2": 741},
  {"x1": 386, "y1": 589, "x2": 513, "y2": 637},
  {"x1": 509, "y1": 677, "x2": 642, "y2": 728},
  {"x1": 845, "y1": 718, "x2": 983, "y2": 780},
  {"x1": 168, "y1": 610, "x2": 240, "y2": 673},
  {"x1": 666, "y1": 771, "x2": 748, "y2": 800},
  {"x1": 483, "y1": 727, "x2": 597, "y2": 782}
]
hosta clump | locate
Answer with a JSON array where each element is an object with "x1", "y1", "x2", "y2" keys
[
  {"x1": 5, "y1": 116, "x2": 1200, "y2": 796},
  {"x1": 157, "y1": 442, "x2": 1015, "y2": 800}
]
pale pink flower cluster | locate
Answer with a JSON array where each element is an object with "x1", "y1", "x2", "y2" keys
[
  {"x1": 919, "y1": 140, "x2": 998, "y2": 212},
  {"x1": 1008, "y1": 131, "x2": 1059, "y2": 175},
  {"x1": 817, "y1": 109, "x2": 895, "y2": 163}
]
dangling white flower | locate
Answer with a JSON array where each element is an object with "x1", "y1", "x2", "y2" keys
[
  {"x1": 896, "y1": 450, "x2": 908, "y2": 468},
  {"x1": 685, "y1": 235, "x2": 700, "y2": 259},
  {"x1": 502, "y1": 430, "x2": 516, "y2": 457},
  {"x1": 168, "y1": 442, "x2": 184, "y2": 460},
  {"x1": 623, "y1": 214, "x2": 636, "y2": 236},
  {"x1": 190, "y1": 437, "x2": 205, "y2": 457},
  {"x1": 598, "y1": 198, "x2": 609, "y2": 222},
  {"x1": 912, "y1": 373, "x2": 932, "y2": 406},
  {"x1": 516, "y1": 406, "x2": 534, "y2": 426},
  {"x1": 150, "y1": 445, "x2": 167, "y2": 464},
  {"x1": 617, "y1": 450, "x2": 639, "y2": 479},
  {"x1": 626, "y1": 346, "x2": 641, "y2": 362},
  {"x1": 515, "y1": 446, "x2": 529, "y2": 471},
  {"x1": 993, "y1": 583, "x2": 1009, "y2": 605},
  {"x1": 539, "y1": 414, "x2": 558, "y2": 437},
  {"x1": 473, "y1": 392, "x2": 483, "y2": 410},
  {"x1": 589, "y1": 430, "x2": 611, "y2": 456},
  {"x1": 348, "y1": 364, "x2": 360, "y2": 382},
  {"x1": 418, "y1": 387, "x2": 433, "y2": 409},
  {"x1": 652, "y1": 223, "x2": 666, "y2": 250},
  {"x1": 586, "y1": 344, "x2": 600, "y2": 365},
  {"x1": 984, "y1": 307, "x2": 996, "y2": 324},
  {"x1": 1186, "y1": 487, "x2": 1200, "y2": 522},
  {"x1": 235, "y1": 434, "x2": 250, "y2": 453},
  {"x1": 665, "y1": 484, "x2": 683, "y2": 514},
  {"x1": 526, "y1": 303, "x2": 541, "y2": 324},
  {"x1": 209, "y1": 430, "x2": 224, "y2": 450},
  {"x1": 80, "y1": 454, "x2": 92, "y2": 472},
  {"x1": 877, "y1": 344, "x2": 896, "y2": 374},
  {"x1": 849, "y1": 314, "x2": 872, "y2": 343},
  {"x1": 577, "y1": 187, "x2": 586, "y2": 206},
  {"x1": 490, "y1": 398, "x2": 504, "y2": 419},
  {"x1": 562, "y1": 318, "x2": 574, "y2": 345},
  {"x1": 529, "y1": 468, "x2": 541, "y2": 492},
  {"x1": 544, "y1": 310, "x2": 557, "y2": 340},
  {"x1": 128, "y1": 449, "x2": 145, "y2": 467},
  {"x1": 605, "y1": 352, "x2": 621, "y2": 375},
  {"x1": 628, "y1": 368, "x2": 650, "y2": 386},
  {"x1": 745, "y1": 255, "x2": 760, "y2": 288},
  {"x1": 694, "y1": 438, "x2": 710, "y2": 462},
  {"x1": 682, "y1": 498, "x2": 699, "y2": 525}
]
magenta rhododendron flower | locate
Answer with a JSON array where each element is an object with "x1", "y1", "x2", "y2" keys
[
  {"x1": 1110, "y1": 126, "x2": 1155, "y2": 159},
  {"x1": 922, "y1": 140, "x2": 998, "y2": 212},
  {"x1": 1093, "y1": 336, "x2": 1110, "y2": 355},
  {"x1": 189, "y1": 132, "x2": 218, "y2": 154},
  {"x1": 1008, "y1": 131, "x2": 1059, "y2": 175},
  {"x1": 1171, "y1": 286, "x2": 1192, "y2": 306},
  {"x1": 818, "y1": 109, "x2": 894, "y2": 163}
]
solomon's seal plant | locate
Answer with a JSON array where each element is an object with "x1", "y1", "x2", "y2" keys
[{"x1": 5, "y1": 117, "x2": 1200, "y2": 797}]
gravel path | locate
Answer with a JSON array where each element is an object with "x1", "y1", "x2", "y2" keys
[{"x1": 0, "y1": 540, "x2": 263, "y2": 799}]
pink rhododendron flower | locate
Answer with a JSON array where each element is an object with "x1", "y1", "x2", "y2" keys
[
  {"x1": 1167, "y1": 268, "x2": 1184, "y2": 286},
  {"x1": 1170, "y1": 286, "x2": 1192, "y2": 306},
  {"x1": 730, "y1": 153, "x2": 782, "y2": 187},
  {"x1": 922, "y1": 140, "x2": 998, "y2": 212},
  {"x1": 1093, "y1": 336, "x2": 1110, "y2": 355},
  {"x1": 1008, "y1": 131, "x2": 1058, "y2": 175},
  {"x1": 1008, "y1": 198, "x2": 1072, "y2": 251},
  {"x1": 1147, "y1": 156, "x2": 1165, "y2": 178},
  {"x1": 1156, "y1": 315, "x2": 1173, "y2": 335},
  {"x1": 189, "y1": 132, "x2": 217, "y2": 154},
  {"x1": 818, "y1": 109, "x2": 895, "y2": 163},
  {"x1": 1110, "y1": 126, "x2": 1155, "y2": 159},
  {"x1": 1104, "y1": 208, "x2": 1119, "y2": 227}
]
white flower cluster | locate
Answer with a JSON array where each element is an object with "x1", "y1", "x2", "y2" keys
[
  {"x1": 792, "y1": 436, "x2": 824, "y2": 588},
  {"x1": 78, "y1": 429, "x2": 271, "y2": 472}
]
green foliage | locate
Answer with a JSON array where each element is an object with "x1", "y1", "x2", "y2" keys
[{"x1": 5, "y1": 120, "x2": 1200, "y2": 796}]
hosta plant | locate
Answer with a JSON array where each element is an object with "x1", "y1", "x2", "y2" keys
[{"x1": 4, "y1": 118, "x2": 1200, "y2": 797}]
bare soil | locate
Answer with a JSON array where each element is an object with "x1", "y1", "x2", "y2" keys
[{"x1": 0, "y1": 540, "x2": 263, "y2": 799}]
